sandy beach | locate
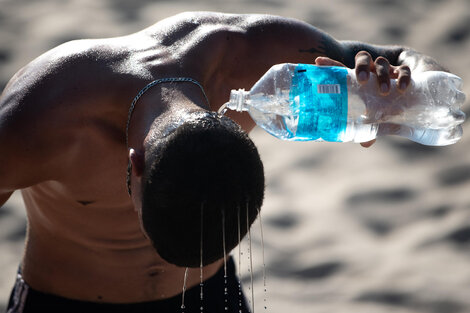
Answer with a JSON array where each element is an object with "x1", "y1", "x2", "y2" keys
[{"x1": 1, "y1": 0, "x2": 470, "y2": 312}]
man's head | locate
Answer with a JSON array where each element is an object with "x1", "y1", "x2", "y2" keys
[{"x1": 130, "y1": 111, "x2": 264, "y2": 267}]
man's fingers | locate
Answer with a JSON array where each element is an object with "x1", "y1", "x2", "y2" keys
[
  {"x1": 314, "y1": 56, "x2": 346, "y2": 67},
  {"x1": 395, "y1": 64, "x2": 412, "y2": 92},
  {"x1": 355, "y1": 51, "x2": 373, "y2": 84},
  {"x1": 360, "y1": 139, "x2": 376, "y2": 148},
  {"x1": 374, "y1": 57, "x2": 392, "y2": 95}
]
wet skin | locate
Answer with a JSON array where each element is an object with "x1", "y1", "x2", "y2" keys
[{"x1": 0, "y1": 12, "x2": 447, "y2": 303}]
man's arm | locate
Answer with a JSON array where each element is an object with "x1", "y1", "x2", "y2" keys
[
  {"x1": 338, "y1": 41, "x2": 448, "y2": 72},
  {"x1": 0, "y1": 105, "x2": 43, "y2": 200},
  {"x1": 0, "y1": 47, "x2": 74, "y2": 196},
  {"x1": 233, "y1": 14, "x2": 446, "y2": 82}
]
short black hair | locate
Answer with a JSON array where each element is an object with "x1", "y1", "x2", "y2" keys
[{"x1": 141, "y1": 112, "x2": 264, "y2": 267}]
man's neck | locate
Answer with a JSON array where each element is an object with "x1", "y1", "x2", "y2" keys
[{"x1": 126, "y1": 81, "x2": 211, "y2": 151}]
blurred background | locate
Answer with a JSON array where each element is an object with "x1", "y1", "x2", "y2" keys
[{"x1": 1, "y1": 0, "x2": 469, "y2": 312}]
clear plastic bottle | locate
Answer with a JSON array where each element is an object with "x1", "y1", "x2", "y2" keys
[{"x1": 221, "y1": 63, "x2": 466, "y2": 145}]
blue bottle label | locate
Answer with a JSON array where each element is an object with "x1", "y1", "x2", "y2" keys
[{"x1": 289, "y1": 64, "x2": 348, "y2": 142}]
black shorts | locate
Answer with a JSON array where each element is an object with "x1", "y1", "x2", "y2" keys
[{"x1": 7, "y1": 257, "x2": 250, "y2": 313}]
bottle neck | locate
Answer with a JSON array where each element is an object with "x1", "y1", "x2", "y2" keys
[{"x1": 227, "y1": 89, "x2": 249, "y2": 112}]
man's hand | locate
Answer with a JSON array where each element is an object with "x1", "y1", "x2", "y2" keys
[
  {"x1": 315, "y1": 51, "x2": 412, "y2": 148},
  {"x1": 316, "y1": 51, "x2": 412, "y2": 94}
]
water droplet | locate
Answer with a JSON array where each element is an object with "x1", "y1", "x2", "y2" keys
[
  {"x1": 200, "y1": 204, "x2": 204, "y2": 312},
  {"x1": 237, "y1": 206, "x2": 245, "y2": 313},
  {"x1": 218, "y1": 103, "x2": 229, "y2": 116},
  {"x1": 222, "y1": 209, "x2": 230, "y2": 312},
  {"x1": 247, "y1": 203, "x2": 255, "y2": 313},
  {"x1": 181, "y1": 267, "x2": 189, "y2": 313},
  {"x1": 258, "y1": 207, "x2": 268, "y2": 313}
]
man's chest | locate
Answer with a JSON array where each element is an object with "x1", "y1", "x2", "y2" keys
[{"x1": 49, "y1": 118, "x2": 131, "y2": 206}]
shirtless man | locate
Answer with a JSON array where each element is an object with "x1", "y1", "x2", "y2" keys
[{"x1": 1, "y1": 11, "x2": 448, "y2": 313}]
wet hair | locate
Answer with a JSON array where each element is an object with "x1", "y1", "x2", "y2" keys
[{"x1": 141, "y1": 112, "x2": 265, "y2": 267}]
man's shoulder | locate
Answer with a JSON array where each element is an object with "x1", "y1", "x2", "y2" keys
[
  {"x1": 0, "y1": 43, "x2": 118, "y2": 190},
  {"x1": 1, "y1": 39, "x2": 125, "y2": 123}
]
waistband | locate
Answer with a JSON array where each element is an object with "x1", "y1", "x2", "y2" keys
[{"x1": 7, "y1": 257, "x2": 249, "y2": 313}]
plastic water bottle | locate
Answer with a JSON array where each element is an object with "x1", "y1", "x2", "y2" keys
[{"x1": 220, "y1": 63, "x2": 465, "y2": 145}]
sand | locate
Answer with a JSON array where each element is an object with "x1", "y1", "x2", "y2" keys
[{"x1": 1, "y1": 0, "x2": 470, "y2": 312}]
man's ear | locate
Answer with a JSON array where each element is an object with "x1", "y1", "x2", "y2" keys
[{"x1": 129, "y1": 148, "x2": 145, "y2": 177}]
